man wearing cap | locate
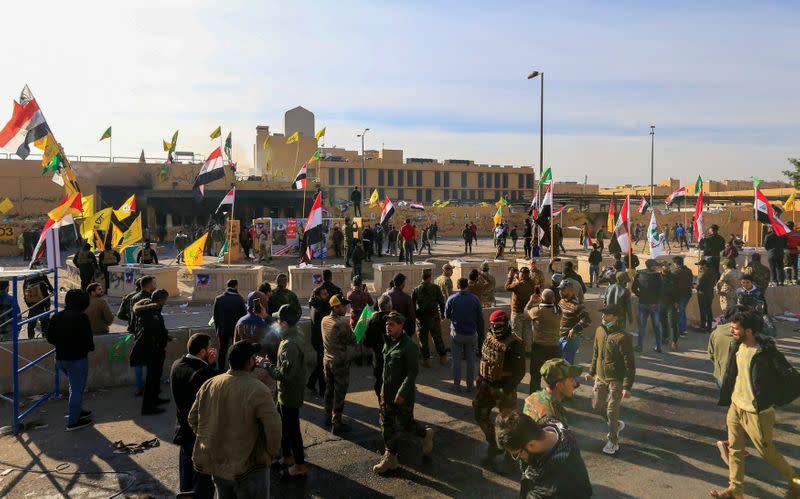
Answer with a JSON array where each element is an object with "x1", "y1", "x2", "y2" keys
[
  {"x1": 505, "y1": 267, "x2": 535, "y2": 356},
  {"x1": 717, "y1": 259, "x2": 742, "y2": 314},
  {"x1": 435, "y1": 264, "x2": 454, "y2": 300},
  {"x1": 479, "y1": 262, "x2": 496, "y2": 307},
  {"x1": 696, "y1": 259, "x2": 717, "y2": 332},
  {"x1": 373, "y1": 311, "x2": 434, "y2": 474},
  {"x1": 585, "y1": 304, "x2": 635, "y2": 455},
  {"x1": 524, "y1": 358, "x2": 581, "y2": 424},
  {"x1": 270, "y1": 273, "x2": 301, "y2": 325},
  {"x1": 387, "y1": 273, "x2": 415, "y2": 338},
  {"x1": 212, "y1": 279, "x2": 247, "y2": 373},
  {"x1": 189, "y1": 341, "x2": 282, "y2": 497},
  {"x1": 603, "y1": 272, "x2": 633, "y2": 329},
  {"x1": 322, "y1": 293, "x2": 356, "y2": 432},
  {"x1": 347, "y1": 275, "x2": 374, "y2": 365},
  {"x1": 473, "y1": 309, "x2": 525, "y2": 465},
  {"x1": 557, "y1": 280, "x2": 591, "y2": 365},
  {"x1": 412, "y1": 268, "x2": 447, "y2": 367},
  {"x1": 526, "y1": 289, "x2": 561, "y2": 393},
  {"x1": 264, "y1": 305, "x2": 309, "y2": 478},
  {"x1": 632, "y1": 259, "x2": 664, "y2": 353}
]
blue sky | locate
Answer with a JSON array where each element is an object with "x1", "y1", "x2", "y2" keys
[{"x1": 2, "y1": 0, "x2": 798, "y2": 186}]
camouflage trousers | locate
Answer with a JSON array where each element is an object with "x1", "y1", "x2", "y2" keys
[
  {"x1": 472, "y1": 381, "x2": 517, "y2": 448},
  {"x1": 324, "y1": 361, "x2": 350, "y2": 423},
  {"x1": 510, "y1": 311, "x2": 532, "y2": 353},
  {"x1": 380, "y1": 401, "x2": 427, "y2": 454},
  {"x1": 417, "y1": 316, "x2": 446, "y2": 359}
]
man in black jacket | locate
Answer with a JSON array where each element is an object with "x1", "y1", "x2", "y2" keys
[
  {"x1": 763, "y1": 226, "x2": 787, "y2": 286},
  {"x1": 23, "y1": 270, "x2": 54, "y2": 339},
  {"x1": 364, "y1": 294, "x2": 391, "y2": 401},
  {"x1": 711, "y1": 311, "x2": 799, "y2": 499},
  {"x1": 47, "y1": 289, "x2": 95, "y2": 431},
  {"x1": 698, "y1": 224, "x2": 726, "y2": 280},
  {"x1": 212, "y1": 279, "x2": 247, "y2": 373},
  {"x1": 307, "y1": 270, "x2": 342, "y2": 395},
  {"x1": 131, "y1": 288, "x2": 171, "y2": 415},
  {"x1": 170, "y1": 333, "x2": 217, "y2": 498},
  {"x1": 632, "y1": 259, "x2": 664, "y2": 353},
  {"x1": 351, "y1": 186, "x2": 362, "y2": 216}
]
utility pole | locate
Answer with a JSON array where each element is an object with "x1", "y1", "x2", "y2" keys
[{"x1": 650, "y1": 125, "x2": 655, "y2": 208}]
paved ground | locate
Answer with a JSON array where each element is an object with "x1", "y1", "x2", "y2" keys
[{"x1": 1, "y1": 238, "x2": 799, "y2": 498}]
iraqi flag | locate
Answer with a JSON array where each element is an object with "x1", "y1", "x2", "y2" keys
[
  {"x1": 409, "y1": 202, "x2": 424, "y2": 211},
  {"x1": 529, "y1": 190, "x2": 539, "y2": 217},
  {"x1": 193, "y1": 147, "x2": 225, "y2": 196},
  {"x1": 552, "y1": 205, "x2": 568, "y2": 217},
  {"x1": 694, "y1": 189, "x2": 704, "y2": 239},
  {"x1": 665, "y1": 186, "x2": 687, "y2": 205},
  {"x1": 614, "y1": 195, "x2": 631, "y2": 253},
  {"x1": 0, "y1": 86, "x2": 50, "y2": 159},
  {"x1": 755, "y1": 188, "x2": 790, "y2": 235},
  {"x1": 304, "y1": 192, "x2": 324, "y2": 245},
  {"x1": 534, "y1": 186, "x2": 552, "y2": 246},
  {"x1": 292, "y1": 163, "x2": 308, "y2": 190},
  {"x1": 380, "y1": 197, "x2": 395, "y2": 226},
  {"x1": 216, "y1": 187, "x2": 235, "y2": 214},
  {"x1": 638, "y1": 195, "x2": 650, "y2": 214}
]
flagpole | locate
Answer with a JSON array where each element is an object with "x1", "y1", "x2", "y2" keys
[
  {"x1": 550, "y1": 182, "x2": 554, "y2": 259},
  {"x1": 109, "y1": 128, "x2": 113, "y2": 164},
  {"x1": 227, "y1": 190, "x2": 235, "y2": 267}
]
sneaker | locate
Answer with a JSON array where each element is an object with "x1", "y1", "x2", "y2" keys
[
  {"x1": 716, "y1": 440, "x2": 729, "y2": 466},
  {"x1": 618, "y1": 420, "x2": 626, "y2": 435},
  {"x1": 602, "y1": 440, "x2": 619, "y2": 455},
  {"x1": 652, "y1": 347, "x2": 663, "y2": 353},
  {"x1": 64, "y1": 410, "x2": 92, "y2": 419},
  {"x1": 372, "y1": 451, "x2": 399, "y2": 474},
  {"x1": 66, "y1": 417, "x2": 92, "y2": 431},
  {"x1": 422, "y1": 427, "x2": 434, "y2": 455}
]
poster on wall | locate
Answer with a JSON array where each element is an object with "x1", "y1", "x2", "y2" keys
[
  {"x1": 196, "y1": 274, "x2": 210, "y2": 287},
  {"x1": 271, "y1": 218, "x2": 298, "y2": 257},
  {"x1": 252, "y1": 218, "x2": 272, "y2": 259}
]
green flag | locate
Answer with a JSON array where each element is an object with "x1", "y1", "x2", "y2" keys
[
  {"x1": 537, "y1": 167, "x2": 552, "y2": 187},
  {"x1": 99, "y1": 126, "x2": 112, "y2": 141},
  {"x1": 353, "y1": 305, "x2": 373, "y2": 344},
  {"x1": 41, "y1": 153, "x2": 61, "y2": 176},
  {"x1": 753, "y1": 177, "x2": 762, "y2": 189},
  {"x1": 695, "y1": 175, "x2": 703, "y2": 194},
  {"x1": 109, "y1": 334, "x2": 133, "y2": 362},
  {"x1": 217, "y1": 239, "x2": 229, "y2": 262}
]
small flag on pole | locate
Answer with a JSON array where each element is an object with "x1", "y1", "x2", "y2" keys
[
  {"x1": 665, "y1": 186, "x2": 687, "y2": 205},
  {"x1": 217, "y1": 239, "x2": 228, "y2": 262},
  {"x1": 315, "y1": 127, "x2": 326, "y2": 140},
  {"x1": 216, "y1": 187, "x2": 235, "y2": 214},
  {"x1": 637, "y1": 196, "x2": 650, "y2": 214},
  {"x1": 184, "y1": 232, "x2": 209, "y2": 272},
  {"x1": 286, "y1": 131, "x2": 299, "y2": 144},
  {"x1": 352, "y1": 305, "x2": 372, "y2": 343},
  {"x1": 493, "y1": 206, "x2": 503, "y2": 225},
  {"x1": 694, "y1": 175, "x2": 703, "y2": 195},
  {"x1": 537, "y1": 168, "x2": 552, "y2": 187},
  {"x1": 292, "y1": 163, "x2": 308, "y2": 190},
  {"x1": 99, "y1": 126, "x2": 112, "y2": 141},
  {"x1": 210, "y1": 126, "x2": 222, "y2": 139}
]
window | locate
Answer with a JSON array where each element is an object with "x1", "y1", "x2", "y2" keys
[
  {"x1": 328, "y1": 188, "x2": 336, "y2": 203},
  {"x1": 397, "y1": 188, "x2": 404, "y2": 199},
  {"x1": 379, "y1": 169, "x2": 385, "y2": 185},
  {"x1": 444, "y1": 189, "x2": 449, "y2": 199},
  {"x1": 494, "y1": 172, "x2": 500, "y2": 189},
  {"x1": 518, "y1": 174, "x2": 524, "y2": 189},
  {"x1": 503, "y1": 173, "x2": 509, "y2": 188},
  {"x1": 407, "y1": 171, "x2": 414, "y2": 186},
  {"x1": 444, "y1": 171, "x2": 450, "y2": 187},
  {"x1": 526, "y1": 174, "x2": 534, "y2": 189},
  {"x1": 425, "y1": 189, "x2": 432, "y2": 202},
  {"x1": 461, "y1": 172, "x2": 467, "y2": 187},
  {"x1": 329, "y1": 168, "x2": 336, "y2": 185},
  {"x1": 338, "y1": 168, "x2": 345, "y2": 185},
  {"x1": 435, "y1": 171, "x2": 441, "y2": 187},
  {"x1": 398, "y1": 170, "x2": 404, "y2": 186},
  {"x1": 388, "y1": 170, "x2": 394, "y2": 186},
  {"x1": 478, "y1": 190, "x2": 484, "y2": 201},
  {"x1": 470, "y1": 189, "x2": 476, "y2": 200},
  {"x1": 487, "y1": 173, "x2": 492, "y2": 188},
  {"x1": 416, "y1": 170, "x2": 422, "y2": 186},
  {"x1": 478, "y1": 172, "x2": 484, "y2": 188},
  {"x1": 416, "y1": 189, "x2": 423, "y2": 202},
  {"x1": 348, "y1": 168, "x2": 355, "y2": 185}
]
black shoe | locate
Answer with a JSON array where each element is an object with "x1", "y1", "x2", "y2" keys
[
  {"x1": 332, "y1": 422, "x2": 350, "y2": 434},
  {"x1": 324, "y1": 415, "x2": 332, "y2": 427},
  {"x1": 65, "y1": 410, "x2": 92, "y2": 419},
  {"x1": 141, "y1": 406, "x2": 166, "y2": 416},
  {"x1": 66, "y1": 417, "x2": 93, "y2": 431},
  {"x1": 653, "y1": 347, "x2": 663, "y2": 353},
  {"x1": 155, "y1": 397, "x2": 171, "y2": 405}
]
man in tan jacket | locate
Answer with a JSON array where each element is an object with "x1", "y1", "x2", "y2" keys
[
  {"x1": 189, "y1": 340, "x2": 281, "y2": 498},
  {"x1": 716, "y1": 259, "x2": 742, "y2": 313},
  {"x1": 85, "y1": 283, "x2": 114, "y2": 334}
]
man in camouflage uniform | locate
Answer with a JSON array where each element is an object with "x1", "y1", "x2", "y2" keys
[
  {"x1": 472, "y1": 310, "x2": 525, "y2": 466},
  {"x1": 271, "y1": 273, "x2": 302, "y2": 324},
  {"x1": 98, "y1": 244, "x2": 120, "y2": 290},
  {"x1": 322, "y1": 293, "x2": 355, "y2": 433},
  {"x1": 528, "y1": 259, "x2": 545, "y2": 289},
  {"x1": 479, "y1": 262, "x2": 496, "y2": 307},
  {"x1": 523, "y1": 358, "x2": 582, "y2": 424},
  {"x1": 434, "y1": 263, "x2": 454, "y2": 300},
  {"x1": 741, "y1": 253, "x2": 770, "y2": 291},
  {"x1": 344, "y1": 218, "x2": 355, "y2": 267},
  {"x1": 373, "y1": 312, "x2": 434, "y2": 474},
  {"x1": 412, "y1": 268, "x2": 447, "y2": 367}
]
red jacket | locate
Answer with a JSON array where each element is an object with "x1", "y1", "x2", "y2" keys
[
  {"x1": 400, "y1": 224, "x2": 416, "y2": 241},
  {"x1": 787, "y1": 230, "x2": 800, "y2": 255}
]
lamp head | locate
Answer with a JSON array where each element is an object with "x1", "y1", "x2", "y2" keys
[{"x1": 527, "y1": 71, "x2": 541, "y2": 79}]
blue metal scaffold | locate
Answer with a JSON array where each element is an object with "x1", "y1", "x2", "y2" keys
[{"x1": 0, "y1": 268, "x2": 60, "y2": 435}]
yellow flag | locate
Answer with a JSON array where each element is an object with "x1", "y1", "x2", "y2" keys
[
  {"x1": 82, "y1": 194, "x2": 95, "y2": 218},
  {"x1": 493, "y1": 207, "x2": 503, "y2": 225},
  {"x1": 39, "y1": 133, "x2": 60, "y2": 167},
  {"x1": 90, "y1": 208, "x2": 113, "y2": 231},
  {"x1": 111, "y1": 223, "x2": 124, "y2": 248},
  {"x1": 210, "y1": 126, "x2": 222, "y2": 139},
  {"x1": 369, "y1": 189, "x2": 379, "y2": 206},
  {"x1": 184, "y1": 232, "x2": 208, "y2": 272},
  {"x1": 119, "y1": 214, "x2": 143, "y2": 249},
  {"x1": 94, "y1": 230, "x2": 105, "y2": 250},
  {"x1": 163, "y1": 140, "x2": 172, "y2": 152},
  {"x1": 785, "y1": 192, "x2": 796, "y2": 212},
  {"x1": 0, "y1": 197, "x2": 13, "y2": 214},
  {"x1": 114, "y1": 194, "x2": 136, "y2": 221},
  {"x1": 286, "y1": 131, "x2": 299, "y2": 144},
  {"x1": 315, "y1": 127, "x2": 326, "y2": 140}
]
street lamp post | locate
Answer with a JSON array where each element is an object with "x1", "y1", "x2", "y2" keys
[
  {"x1": 649, "y1": 125, "x2": 655, "y2": 208},
  {"x1": 527, "y1": 71, "x2": 544, "y2": 199},
  {"x1": 357, "y1": 128, "x2": 370, "y2": 189}
]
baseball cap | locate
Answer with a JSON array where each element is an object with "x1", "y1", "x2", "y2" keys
[
  {"x1": 228, "y1": 341, "x2": 261, "y2": 366},
  {"x1": 557, "y1": 279, "x2": 572, "y2": 289},
  {"x1": 272, "y1": 304, "x2": 299, "y2": 326},
  {"x1": 551, "y1": 273, "x2": 564, "y2": 285},
  {"x1": 329, "y1": 293, "x2": 351, "y2": 307},
  {"x1": 386, "y1": 311, "x2": 406, "y2": 324},
  {"x1": 481, "y1": 262, "x2": 490, "y2": 271},
  {"x1": 489, "y1": 310, "x2": 509, "y2": 323},
  {"x1": 540, "y1": 358, "x2": 583, "y2": 385},
  {"x1": 442, "y1": 263, "x2": 454, "y2": 271}
]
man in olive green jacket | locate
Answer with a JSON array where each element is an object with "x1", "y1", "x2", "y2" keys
[
  {"x1": 189, "y1": 341, "x2": 281, "y2": 497},
  {"x1": 373, "y1": 312, "x2": 434, "y2": 474}
]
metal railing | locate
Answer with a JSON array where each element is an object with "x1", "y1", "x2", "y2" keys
[{"x1": 0, "y1": 268, "x2": 60, "y2": 435}]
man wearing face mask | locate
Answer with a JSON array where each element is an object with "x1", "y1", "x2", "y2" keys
[
  {"x1": 523, "y1": 358, "x2": 582, "y2": 425},
  {"x1": 585, "y1": 304, "x2": 636, "y2": 456},
  {"x1": 495, "y1": 411, "x2": 592, "y2": 498}
]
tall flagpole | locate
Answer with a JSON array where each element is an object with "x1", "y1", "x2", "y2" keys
[
  {"x1": 550, "y1": 181, "x2": 554, "y2": 259},
  {"x1": 109, "y1": 127, "x2": 112, "y2": 164},
  {"x1": 296, "y1": 140, "x2": 305, "y2": 215}
]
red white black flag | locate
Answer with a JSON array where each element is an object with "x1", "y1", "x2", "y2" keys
[
  {"x1": 380, "y1": 197, "x2": 395, "y2": 226},
  {"x1": 292, "y1": 163, "x2": 308, "y2": 190}
]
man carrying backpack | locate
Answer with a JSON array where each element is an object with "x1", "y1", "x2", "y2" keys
[{"x1": 472, "y1": 310, "x2": 525, "y2": 467}]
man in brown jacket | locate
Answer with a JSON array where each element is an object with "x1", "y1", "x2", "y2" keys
[
  {"x1": 189, "y1": 340, "x2": 281, "y2": 498},
  {"x1": 526, "y1": 289, "x2": 562, "y2": 393},
  {"x1": 505, "y1": 267, "x2": 535, "y2": 355},
  {"x1": 85, "y1": 283, "x2": 114, "y2": 334}
]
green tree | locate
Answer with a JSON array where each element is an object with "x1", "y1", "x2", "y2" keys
[{"x1": 784, "y1": 158, "x2": 800, "y2": 189}]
